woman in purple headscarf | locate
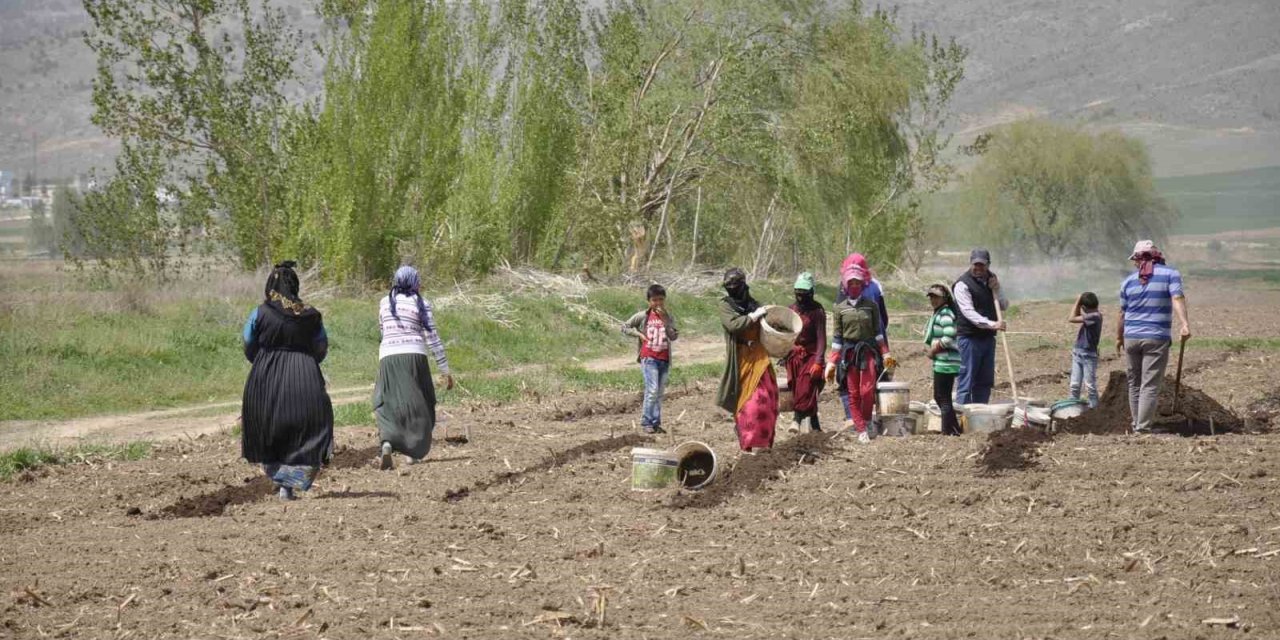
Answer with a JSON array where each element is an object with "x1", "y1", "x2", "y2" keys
[{"x1": 373, "y1": 266, "x2": 454, "y2": 469}]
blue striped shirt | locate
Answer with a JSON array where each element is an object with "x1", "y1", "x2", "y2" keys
[{"x1": 1119, "y1": 265, "x2": 1184, "y2": 341}]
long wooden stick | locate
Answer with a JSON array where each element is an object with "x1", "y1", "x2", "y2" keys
[
  {"x1": 993, "y1": 295, "x2": 1019, "y2": 404},
  {"x1": 1173, "y1": 336, "x2": 1188, "y2": 409}
]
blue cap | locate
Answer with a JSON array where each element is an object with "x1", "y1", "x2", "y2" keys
[{"x1": 970, "y1": 249, "x2": 991, "y2": 265}]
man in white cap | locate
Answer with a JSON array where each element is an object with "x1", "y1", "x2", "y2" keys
[
  {"x1": 951, "y1": 249, "x2": 1007, "y2": 404},
  {"x1": 1117, "y1": 240, "x2": 1191, "y2": 433}
]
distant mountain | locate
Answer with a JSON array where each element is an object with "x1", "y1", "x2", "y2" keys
[
  {"x1": 888, "y1": 0, "x2": 1280, "y2": 176},
  {"x1": 0, "y1": 0, "x2": 1277, "y2": 179}
]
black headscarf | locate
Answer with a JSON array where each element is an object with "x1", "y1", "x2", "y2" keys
[
  {"x1": 263, "y1": 261, "x2": 314, "y2": 316},
  {"x1": 722, "y1": 267, "x2": 759, "y2": 314}
]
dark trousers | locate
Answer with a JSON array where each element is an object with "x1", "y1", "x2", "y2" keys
[
  {"x1": 933, "y1": 371, "x2": 961, "y2": 435},
  {"x1": 956, "y1": 334, "x2": 996, "y2": 404}
]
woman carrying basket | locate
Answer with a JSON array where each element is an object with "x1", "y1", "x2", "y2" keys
[{"x1": 715, "y1": 268, "x2": 779, "y2": 454}]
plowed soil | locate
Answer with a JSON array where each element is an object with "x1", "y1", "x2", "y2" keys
[{"x1": 2, "y1": 277, "x2": 1279, "y2": 639}]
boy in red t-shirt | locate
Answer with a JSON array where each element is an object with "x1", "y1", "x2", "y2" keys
[{"x1": 622, "y1": 285, "x2": 680, "y2": 434}]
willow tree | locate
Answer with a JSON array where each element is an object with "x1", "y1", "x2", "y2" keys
[
  {"x1": 555, "y1": 0, "x2": 965, "y2": 276},
  {"x1": 961, "y1": 119, "x2": 1177, "y2": 260}
]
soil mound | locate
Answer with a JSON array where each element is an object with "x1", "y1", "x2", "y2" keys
[
  {"x1": 1059, "y1": 370, "x2": 1242, "y2": 436},
  {"x1": 670, "y1": 432, "x2": 835, "y2": 509},
  {"x1": 158, "y1": 476, "x2": 274, "y2": 518},
  {"x1": 979, "y1": 428, "x2": 1053, "y2": 475},
  {"x1": 329, "y1": 444, "x2": 380, "y2": 470}
]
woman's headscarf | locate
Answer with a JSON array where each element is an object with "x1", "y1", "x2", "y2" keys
[
  {"x1": 388, "y1": 265, "x2": 431, "y2": 322},
  {"x1": 263, "y1": 261, "x2": 311, "y2": 316},
  {"x1": 841, "y1": 262, "x2": 869, "y2": 297},
  {"x1": 793, "y1": 271, "x2": 819, "y2": 309},
  {"x1": 723, "y1": 267, "x2": 759, "y2": 314}
]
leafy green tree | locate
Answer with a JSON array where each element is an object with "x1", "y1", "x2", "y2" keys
[
  {"x1": 960, "y1": 119, "x2": 1176, "y2": 260},
  {"x1": 79, "y1": 0, "x2": 302, "y2": 273}
]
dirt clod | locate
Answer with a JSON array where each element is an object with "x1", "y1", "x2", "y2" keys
[
  {"x1": 158, "y1": 477, "x2": 274, "y2": 518},
  {"x1": 329, "y1": 444, "x2": 381, "y2": 470},
  {"x1": 979, "y1": 428, "x2": 1053, "y2": 474}
]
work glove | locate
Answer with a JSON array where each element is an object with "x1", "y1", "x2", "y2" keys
[
  {"x1": 748, "y1": 306, "x2": 769, "y2": 322},
  {"x1": 883, "y1": 354, "x2": 898, "y2": 370},
  {"x1": 824, "y1": 362, "x2": 836, "y2": 383},
  {"x1": 809, "y1": 362, "x2": 823, "y2": 377}
]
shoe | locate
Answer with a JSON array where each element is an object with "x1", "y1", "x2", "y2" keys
[
  {"x1": 380, "y1": 442, "x2": 394, "y2": 470},
  {"x1": 788, "y1": 422, "x2": 800, "y2": 434},
  {"x1": 857, "y1": 431, "x2": 871, "y2": 444},
  {"x1": 277, "y1": 486, "x2": 295, "y2": 501},
  {"x1": 643, "y1": 425, "x2": 666, "y2": 435},
  {"x1": 406, "y1": 456, "x2": 423, "y2": 465}
]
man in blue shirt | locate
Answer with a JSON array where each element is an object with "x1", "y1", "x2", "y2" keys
[{"x1": 1116, "y1": 240, "x2": 1192, "y2": 433}]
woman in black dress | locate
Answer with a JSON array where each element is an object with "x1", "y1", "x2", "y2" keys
[{"x1": 241, "y1": 262, "x2": 334, "y2": 500}]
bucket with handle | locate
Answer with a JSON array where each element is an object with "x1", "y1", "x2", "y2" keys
[
  {"x1": 631, "y1": 448, "x2": 678, "y2": 491},
  {"x1": 877, "y1": 381, "x2": 911, "y2": 416},
  {"x1": 880, "y1": 414, "x2": 917, "y2": 437},
  {"x1": 963, "y1": 403, "x2": 1013, "y2": 434},
  {"x1": 673, "y1": 441, "x2": 718, "y2": 490}
]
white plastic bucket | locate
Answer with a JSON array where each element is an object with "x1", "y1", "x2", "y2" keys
[
  {"x1": 760, "y1": 306, "x2": 803, "y2": 358},
  {"x1": 673, "y1": 441, "x2": 718, "y2": 490},
  {"x1": 631, "y1": 447, "x2": 678, "y2": 491},
  {"x1": 963, "y1": 403, "x2": 1013, "y2": 434},
  {"x1": 878, "y1": 381, "x2": 911, "y2": 416},
  {"x1": 880, "y1": 415, "x2": 916, "y2": 437},
  {"x1": 1012, "y1": 407, "x2": 1051, "y2": 429},
  {"x1": 1050, "y1": 399, "x2": 1088, "y2": 421}
]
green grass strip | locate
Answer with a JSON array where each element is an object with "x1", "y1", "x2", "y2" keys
[{"x1": 0, "y1": 441, "x2": 153, "y2": 480}]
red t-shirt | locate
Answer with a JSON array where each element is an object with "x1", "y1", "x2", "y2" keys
[{"x1": 639, "y1": 310, "x2": 670, "y2": 361}]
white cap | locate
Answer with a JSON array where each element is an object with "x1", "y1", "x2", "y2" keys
[{"x1": 1128, "y1": 240, "x2": 1156, "y2": 260}]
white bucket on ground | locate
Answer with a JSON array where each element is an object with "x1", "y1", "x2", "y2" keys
[
  {"x1": 673, "y1": 441, "x2": 718, "y2": 490},
  {"x1": 760, "y1": 306, "x2": 803, "y2": 358},
  {"x1": 880, "y1": 414, "x2": 917, "y2": 437},
  {"x1": 923, "y1": 401, "x2": 944, "y2": 433},
  {"x1": 878, "y1": 381, "x2": 912, "y2": 416},
  {"x1": 1050, "y1": 399, "x2": 1088, "y2": 421},
  {"x1": 963, "y1": 403, "x2": 1013, "y2": 434},
  {"x1": 631, "y1": 447, "x2": 678, "y2": 491}
]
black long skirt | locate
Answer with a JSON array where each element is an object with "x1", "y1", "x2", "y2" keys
[
  {"x1": 241, "y1": 349, "x2": 334, "y2": 466},
  {"x1": 372, "y1": 353, "x2": 437, "y2": 460}
]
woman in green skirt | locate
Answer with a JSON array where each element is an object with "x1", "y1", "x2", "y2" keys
[{"x1": 373, "y1": 266, "x2": 454, "y2": 469}]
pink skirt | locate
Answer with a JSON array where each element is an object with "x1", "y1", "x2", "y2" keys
[{"x1": 735, "y1": 369, "x2": 779, "y2": 450}]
